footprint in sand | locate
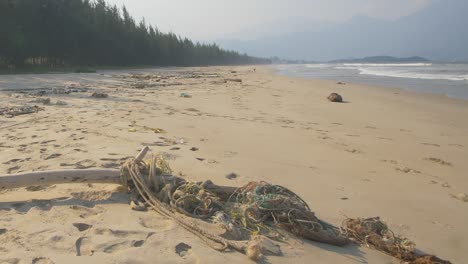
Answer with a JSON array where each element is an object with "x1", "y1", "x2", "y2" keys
[
  {"x1": 70, "y1": 205, "x2": 104, "y2": 219},
  {"x1": 6, "y1": 166, "x2": 21, "y2": 174},
  {"x1": 378, "y1": 137, "x2": 393, "y2": 141},
  {"x1": 25, "y1": 186, "x2": 47, "y2": 192},
  {"x1": 396, "y1": 167, "x2": 421, "y2": 174},
  {"x1": 424, "y1": 157, "x2": 452, "y2": 166},
  {"x1": 75, "y1": 237, "x2": 94, "y2": 256},
  {"x1": 32, "y1": 257, "x2": 55, "y2": 264},
  {"x1": 345, "y1": 149, "x2": 362, "y2": 154},
  {"x1": 2, "y1": 159, "x2": 23, "y2": 165},
  {"x1": 175, "y1": 242, "x2": 192, "y2": 257},
  {"x1": 41, "y1": 153, "x2": 62, "y2": 160},
  {"x1": 75, "y1": 228, "x2": 154, "y2": 255},
  {"x1": 421, "y1": 143, "x2": 441, "y2": 147},
  {"x1": 73, "y1": 223, "x2": 93, "y2": 232},
  {"x1": 74, "y1": 159, "x2": 97, "y2": 169}
]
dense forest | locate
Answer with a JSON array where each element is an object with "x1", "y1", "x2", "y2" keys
[{"x1": 0, "y1": 0, "x2": 270, "y2": 69}]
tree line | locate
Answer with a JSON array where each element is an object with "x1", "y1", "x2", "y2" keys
[{"x1": 0, "y1": 0, "x2": 270, "y2": 68}]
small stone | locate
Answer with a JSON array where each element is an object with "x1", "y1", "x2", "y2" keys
[
  {"x1": 175, "y1": 242, "x2": 192, "y2": 257},
  {"x1": 327, "y1": 93, "x2": 343, "y2": 102},
  {"x1": 225, "y1": 173, "x2": 238, "y2": 180}
]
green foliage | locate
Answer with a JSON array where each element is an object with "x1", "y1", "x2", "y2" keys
[{"x1": 0, "y1": 0, "x2": 270, "y2": 68}]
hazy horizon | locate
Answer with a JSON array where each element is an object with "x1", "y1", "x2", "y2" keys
[
  {"x1": 102, "y1": 0, "x2": 468, "y2": 62},
  {"x1": 105, "y1": 0, "x2": 431, "y2": 41}
]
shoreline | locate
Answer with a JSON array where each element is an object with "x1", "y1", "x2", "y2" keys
[
  {"x1": 0, "y1": 65, "x2": 467, "y2": 263},
  {"x1": 271, "y1": 64, "x2": 468, "y2": 102}
]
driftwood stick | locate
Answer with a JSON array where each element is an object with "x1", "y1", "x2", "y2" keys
[
  {"x1": 0, "y1": 147, "x2": 238, "y2": 198},
  {"x1": 135, "y1": 146, "x2": 150, "y2": 161}
]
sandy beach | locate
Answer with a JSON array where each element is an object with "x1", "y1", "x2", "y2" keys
[{"x1": 0, "y1": 66, "x2": 467, "y2": 263}]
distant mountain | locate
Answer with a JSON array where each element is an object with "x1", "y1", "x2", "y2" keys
[
  {"x1": 217, "y1": 0, "x2": 468, "y2": 62},
  {"x1": 329, "y1": 56, "x2": 430, "y2": 63}
]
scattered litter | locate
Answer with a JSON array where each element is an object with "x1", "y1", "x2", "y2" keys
[
  {"x1": 175, "y1": 242, "x2": 192, "y2": 257},
  {"x1": 0, "y1": 105, "x2": 44, "y2": 118},
  {"x1": 143, "y1": 127, "x2": 165, "y2": 134},
  {"x1": 128, "y1": 128, "x2": 137, "y2": 132},
  {"x1": 31, "y1": 97, "x2": 51, "y2": 105},
  {"x1": 91, "y1": 92, "x2": 108, "y2": 98},
  {"x1": 170, "y1": 147, "x2": 181, "y2": 151},
  {"x1": 327, "y1": 93, "x2": 343, "y2": 103},
  {"x1": 195, "y1": 157, "x2": 205, "y2": 161},
  {"x1": 451, "y1": 193, "x2": 468, "y2": 202},
  {"x1": 225, "y1": 78, "x2": 242, "y2": 83},
  {"x1": 180, "y1": 93, "x2": 192, "y2": 98},
  {"x1": 190, "y1": 147, "x2": 199, "y2": 151},
  {"x1": 52, "y1": 88, "x2": 70, "y2": 94},
  {"x1": 225, "y1": 173, "x2": 238, "y2": 180},
  {"x1": 342, "y1": 217, "x2": 450, "y2": 263},
  {"x1": 337, "y1": 82, "x2": 346, "y2": 85}
]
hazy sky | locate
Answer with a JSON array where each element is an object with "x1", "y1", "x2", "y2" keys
[{"x1": 105, "y1": 0, "x2": 431, "y2": 41}]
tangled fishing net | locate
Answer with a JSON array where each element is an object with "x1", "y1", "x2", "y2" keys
[
  {"x1": 342, "y1": 217, "x2": 451, "y2": 264},
  {"x1": 120, "y1": 154, "x2": 451, "y2": 263}
]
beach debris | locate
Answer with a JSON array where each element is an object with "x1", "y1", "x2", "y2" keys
[
  {"x1": 0, "y1": 228, "x2": 7, "y2": 235},
  {"x1": 91, "y1": 92, "x2": 108, "y2": 98},
  {"x1": 128, "y1": 128, "x2": 137, "y2": 132},
  {"x1": 396, "y1": 167, "x2": 421, "y2": 174},
  {"x1": 225, "y1": 173, "x2": 238, "y2": 180},
  {"x1": 424, "y1": 157, "x2": 452, "y2": 166},
  {"x1": 342, "y1": 217, "x2": 451, "y2": 263},
  {"x1": 55, "y1": 100, "x2": 67, "y2": 106},
  {"x1": 337, "y1": 82, "x2": 346, "y2": 85},
  {"x1": 226, "y1": 78, "x2": 242, "y2": 83},
  {"x1": 118, "y1": 156, "x2": 349, "y2": 261},
  {"x1": 130, "y1": 200, "x2": 147, "y2": 211},
  {"x1": 31, "y1": 97, "x2": 51, "y2": 105},
  {"x1": 25, "y1": 185, "x2": 46, "y2": 192},
  {"x1": 180, "y1": 92, "x2": 192, "y2": 98},
  {"x1": 327, "y1": 93, "x2": 343, "y2": 102},
  {"x1": 190, "y1": 147, "x2": 199, "y2": 151},
  {"x1": 143, "y1": 126, "x2": 165, "y2": 134},
  {"x1": 0, "y1": 105, "x2": 44, "y2": 118},
  {"x1": 0, "y1": 147, "x2": 452, "y2": 263},
  {"x1": 52, "y1": 88, "x2": 70, "y2": 94},
  {"x1": 175, "y1": 242, "x2": 192, "y2": 257},
  {"x1": 451, "y1": 193, "x2": 468, "y2": 202}
]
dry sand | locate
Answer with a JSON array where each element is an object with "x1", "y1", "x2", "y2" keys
[{"x1": 0, "y1": 66, "x2": 467, "y2": 263}]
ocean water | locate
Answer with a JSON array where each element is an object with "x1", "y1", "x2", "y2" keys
[{"x1": 275, "y1": 63, "x2": 468, "y2": 100}]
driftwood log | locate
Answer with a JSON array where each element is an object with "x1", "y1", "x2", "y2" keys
[{"x1": 0, "y1": 147, "x2": 237, "y2": 198}]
